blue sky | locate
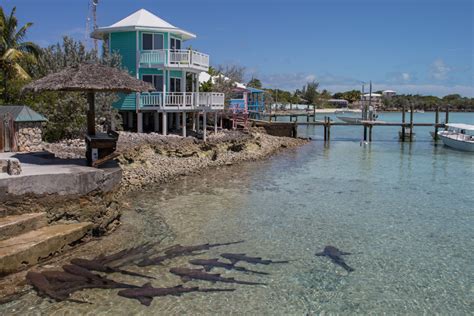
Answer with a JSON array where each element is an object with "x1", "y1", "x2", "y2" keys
[{"x1": 3, "y1": 0, "x2": 473, "y2": 96}]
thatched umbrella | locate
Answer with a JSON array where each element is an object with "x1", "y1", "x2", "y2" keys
[{"x1": 23, "y1": 63, "x2": 154, "y2": 135}]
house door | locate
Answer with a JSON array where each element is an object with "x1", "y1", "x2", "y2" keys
[{"x1": 170, "y1": 77, "x2": 182, "y2": 93}]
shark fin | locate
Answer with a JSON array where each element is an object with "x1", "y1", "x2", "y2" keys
[{"x1": 138, "y1": 296, "x2": 153, "y2": 306}]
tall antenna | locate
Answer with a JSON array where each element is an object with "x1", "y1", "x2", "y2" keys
[{"x1": 86, "y1": 0, "x2": 99, "y2": 51}]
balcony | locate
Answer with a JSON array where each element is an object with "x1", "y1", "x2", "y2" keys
[
  {"x1": 139, "y1": 49, "x2": 209, "y2": 72},
  {"x1": 138, "y1": 92, "x2": 224, "y2": 111}
]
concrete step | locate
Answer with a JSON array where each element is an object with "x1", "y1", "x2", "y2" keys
[
  {"x1": 0, "y1": 222, "x2": 92, "y2": 275},
  {"x1": 0, "y1": 213, "x2": 48, "y2": 241}
]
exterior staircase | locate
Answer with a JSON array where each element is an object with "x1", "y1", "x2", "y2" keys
[{"x1": 0, "y1": 213, "x2": 92, "y2": 275}]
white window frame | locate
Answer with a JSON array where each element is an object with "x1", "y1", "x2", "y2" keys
[{"x1": 142, "y1": 33, "x2": 164, "y2": 51}]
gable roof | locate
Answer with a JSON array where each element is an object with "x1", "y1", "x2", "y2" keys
[
  {"x1": 0, "y1": 105, "x2": 47, "y2": 122},
  {"x1": 91, "y1": 9, "x2": 196, "y2": 40}
]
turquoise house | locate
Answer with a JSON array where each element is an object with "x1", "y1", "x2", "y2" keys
[{"x1": 91, "y1": 9, "x2": 224, "y2": 136}]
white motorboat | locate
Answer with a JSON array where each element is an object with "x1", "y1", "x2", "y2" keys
[{"x1": 438, "y1": 123, "x2": 474, "y2": 152}]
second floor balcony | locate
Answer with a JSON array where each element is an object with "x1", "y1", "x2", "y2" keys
[
  {"x1": 139, "y1": 49, "x2": 209, "y2": 72},
  {"x1": 137, "y1": 92, "x2": 224, "y2": 111}
]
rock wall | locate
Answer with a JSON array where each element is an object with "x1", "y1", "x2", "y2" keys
[{"x1": 16, "y1": 122, "x2": 43, "y2": 152}]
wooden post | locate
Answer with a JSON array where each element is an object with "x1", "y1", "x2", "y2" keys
[
  {"x1": 401, "y1": 104, "x2": 406, "y2": 142},
  {"x1": 137, "y1": 112, "x2": 143, "y2": 133},
  {"x1": 434, "y1": 106, "x2": 439, "y2": 140},
  {"x1": 220, "y1": 112, "x2": 223, "y2": 129},
  {"x1": 182, "y1": 112, "x2": 186, "y2": 137},
  {"x1": 214, "y1": 111, "x2": 218, "y2": 134},
  {"x1": 162, "y1": 112, "x2": 167, "y2": 136},
  {"x1": 409, "y1": 104, "x2": 414, "y2": 142},
  {"x1": 369, "y1": 124, "x2": 372, "y2": 142},
  {"x1": 363, "y1": 124, "x2": 367, "y2": 141},
  {"x1": 307, "y1": 113, "x2": 309, "y2": 122},
  {"x1": 154, "y1": 112, "x2": 160, "y2": 132},
  {"x1": 445, "y1": 105, "x2": 449, "y2": 124},
  {"x1": 313, "y1": 105, "x2": 316, "y2": 122},
  {"x1": 327, "y1": 117, "x2": 331, "y2": 141},
  {"x1": 203, "y1": 111, "x2": 207, "y2": 141},
  {"x1": 87, "y1": 92, "x2": 96, "y2": 135},
  {"x1": 323, "y1": 117, "x2": 327, "y2": 141}
]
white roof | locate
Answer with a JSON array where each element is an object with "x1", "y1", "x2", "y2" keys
[
  {"x1": 446, "y1": 123, "x2": 474, "y2": 131},
  {"x1": 91, "y1": 9, "x2": 196, "y2": 40},
  {"x1": 199, "y1": 72, "x2": 246, "y2": 89},
  {"x1": 363, "y1": 93, "x2": 382, "y2": 97},
  {"x1": 383, "y1": 90, "x2": 396, "y2": 93}
]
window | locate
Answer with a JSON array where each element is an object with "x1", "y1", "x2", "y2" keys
[
  {"x1": 170, "y1": 38, "x2": 181, "y2": 50},
  {"x1": 170, "y1": 77, "x2": 182, "y2": 92},
  {"x1": 142, "y1": 33, "x2": 163, "y2": 50},
  {"x1": 142, "y1": 75, "x2": 163, "y2": 92}
]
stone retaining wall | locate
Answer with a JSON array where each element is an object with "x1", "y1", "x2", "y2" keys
[{"x1": 16, "y1": 122, "x2": 43, "y2": 152}]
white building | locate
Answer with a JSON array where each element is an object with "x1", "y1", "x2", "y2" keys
[
  {"x1": 362, "y1": 93, "x2": 383, "y2": 108},
  {"x1": 382, "y1": 90, "x2": 397, "y2": 98}
]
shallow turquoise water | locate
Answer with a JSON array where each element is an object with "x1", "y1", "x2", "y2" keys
[{"x1": 2, "y1": 112, "x2": 473, "y2": 315}]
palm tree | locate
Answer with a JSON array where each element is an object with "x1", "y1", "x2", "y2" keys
[{"x1": 0, "y1": 6, "x2": 40, "y2": 102}]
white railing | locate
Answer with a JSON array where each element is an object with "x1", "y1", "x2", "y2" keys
[
  {"x1": 191, "y1": 51, "x2": 209, "y2": 68},
  {"x1": 139, "y1": 92, "x2": 224, "y2": 110},
  {"x1": 139, "y1": 49, "x2": 210, "y2": 70}
]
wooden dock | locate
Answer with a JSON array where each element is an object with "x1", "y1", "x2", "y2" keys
[{"x1": 255, "y1": 105, "x2": 449, "y2": 142}]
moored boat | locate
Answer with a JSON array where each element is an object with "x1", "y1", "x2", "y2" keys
[{"x1": 438, "y1": 123, "x2": 474, "y2": 152}]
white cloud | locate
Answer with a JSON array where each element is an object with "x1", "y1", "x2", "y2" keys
[
  {"x1": 402, "y1": 73, "x2": 411, "y2": 81},
  {"x1": 386, "y1": 71, "x2": 415, "y2": 83},
  {"x1": 430, "y1": 59, "x2": 451, "y2": 80}
]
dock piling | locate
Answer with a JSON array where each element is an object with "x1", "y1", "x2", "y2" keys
[
  {"x1": 323, "y1": 117, "x2": 328, "y2": 141},
  {"x1": 327, "y1": 117, "x2": 331, "y2": 141},
  {"x1": 434, "y1": 106, "x2": 439, "y2": 140},
  {"x1": 445, "y1": 105, "x2": 449, "y2": 124},
  {"x1": 401, "y1": 105, "x2": 406, "y2": 141},
  {"x1": 369, "y1": 124, "x2": 373, "y2": 142},
  {"x1": 409, "y1": 104, "x2": 414, "y2": 142}
]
